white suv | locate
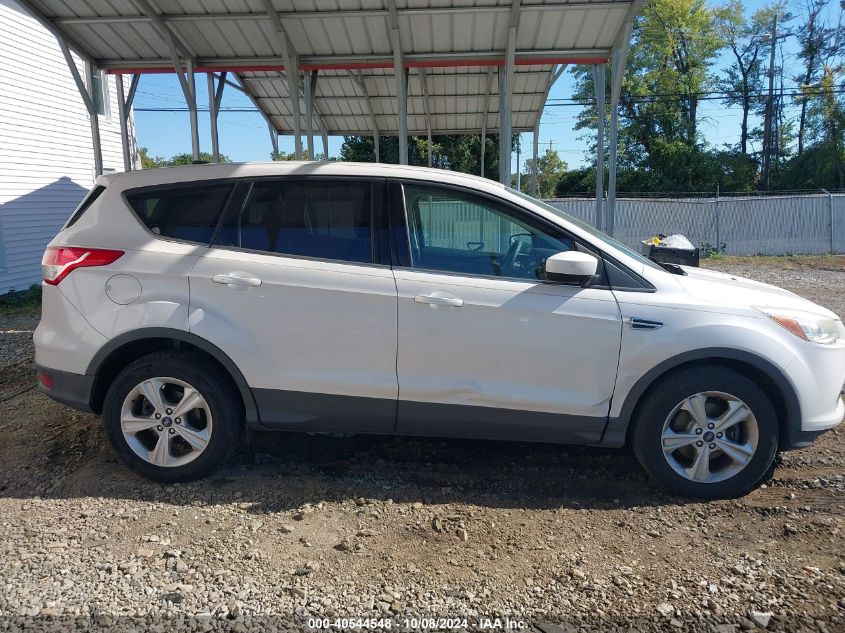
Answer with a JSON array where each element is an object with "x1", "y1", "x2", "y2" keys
[{"x1": 35, "y1": 162, "x2": 845, "y2": 498}]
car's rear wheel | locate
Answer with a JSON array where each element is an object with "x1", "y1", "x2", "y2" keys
[
  {"x1": 102, "y1": 351, "x2": 241, "y2": 482},
  {"x1": 631, "y1": 366, "x2": 779, "y2": 499}
]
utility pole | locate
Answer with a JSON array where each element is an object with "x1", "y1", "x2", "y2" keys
[{"x1": 761, "y1": 10, "x2": 778, "y2": 190}]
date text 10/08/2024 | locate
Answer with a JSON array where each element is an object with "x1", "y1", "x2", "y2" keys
[{"x1": 306, "y1": 618, "x2": 528, "y2": 630}]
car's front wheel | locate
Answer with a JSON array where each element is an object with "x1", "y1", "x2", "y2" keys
[
  {"x1": 631, "y1": 366, "x2": 779, "y2": 499},
  {"x1": 102, "y1": 351, "x2": 242, "y2": 482}
]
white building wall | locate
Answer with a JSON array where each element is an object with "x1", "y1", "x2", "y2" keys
[{"x1": 0, "y1": 0, "x2": 132, "y2": 295}]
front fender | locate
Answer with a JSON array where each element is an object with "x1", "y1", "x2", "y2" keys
[{"x1": 601, "y1": 309, "x2": 802, "y2": 448}]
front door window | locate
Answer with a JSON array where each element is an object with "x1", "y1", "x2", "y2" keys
[{"x1": 404, "y1": 184, "x2": 573, "y2": 281}]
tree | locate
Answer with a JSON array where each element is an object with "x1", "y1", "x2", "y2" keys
[
  {"x1": 138, "y1": 147, "x2": 165, "y2": 169},
  {"x1": 520, "y1": 149, "x2": 568, "y2": 197},
  {"x1": 571, "y1": 0, "x2": 722, "y2": 179},
  {"x1": 271, "y1": 150, "x2": 330, "y2": 160},
  {"x1": 714, "y1": 1, "x2": 765, "y2": 155},
  {"x1": 165, "y1": 152, "x2": 231, "y2": 165},
  {"x1": 138, "y1": 148, "x2": 230, "y2": 167},
  {"x1": 755, "y1": 2, "x2": 793, "y2": 189},
  {"x1": 338, "y1": 133, "x2": 518, "y2": 181},
  {"x1": 804, "y1": 66, "x2": 845, "y2": 187},
  {"x1": 642, "y1": 0, "x2": 723, "y2": 144},
  {"x1": 794, "y1": 0, "x2": 833, "y2": 156}
]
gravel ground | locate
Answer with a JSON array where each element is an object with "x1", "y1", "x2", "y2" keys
[{"x1": 1, "y1": 257, "x2": 844, "y2": 633}]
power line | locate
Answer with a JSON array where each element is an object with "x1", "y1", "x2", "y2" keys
[{"x1": 544, "y1": 87, "x2": 845, "y2": 107}]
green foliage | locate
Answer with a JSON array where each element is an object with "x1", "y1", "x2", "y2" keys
[
  {"x1": 564, "y1": 0, "x2": 845, "y2": 193},
  {"x1": 0, "y1": 284, "x2": 41, "y2": 314},
  {"x1": 519, "y1": 148, "x2": 568, "y2": 197},
  {"x1": 701, "y1": 241, "x2": 728, "y2": 258},
  {"x1": 271, "y1": 150, "x2": 330, "y2": 161},
  {"x1": 338, "y1": 133, "x2": 518, "y2": 182},
  {"x1": 138, "y1": 148, "x2": 231, "y2": 168},
  {"x1": 714, "y1": 0, "x2": 766, "y2": 154}
]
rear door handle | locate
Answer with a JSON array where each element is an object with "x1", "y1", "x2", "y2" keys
[
  {"x1": 212, "y1": 272, "x2": 262, "y2": 287},
  {"x1": 414, "y1": 292, "x2": 464, "y2": 308}
]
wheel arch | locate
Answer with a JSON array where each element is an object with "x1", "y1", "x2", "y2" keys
[
  {"x1": 601, "y1": 348, "x2": 801, "y2": 449},
  {"x1": 86, "y1": 328, "x2": 259, "y2": 423}
]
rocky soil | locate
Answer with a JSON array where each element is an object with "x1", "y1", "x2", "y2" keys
[{"x1": 0, "y1": 257, "x2": 843, "y2": 632}]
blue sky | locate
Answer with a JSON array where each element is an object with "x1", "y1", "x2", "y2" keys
[{"x1": 132, "y1": 0, "x2": 822, "y2": 174}]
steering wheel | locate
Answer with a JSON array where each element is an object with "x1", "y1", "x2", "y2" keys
[{"x1": 500, "y1": 233, "x2": 532, "y2": 275}]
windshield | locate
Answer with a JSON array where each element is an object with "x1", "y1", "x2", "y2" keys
[{"x1": 508, "y1": 189, "x2": 666, "y2": 272}]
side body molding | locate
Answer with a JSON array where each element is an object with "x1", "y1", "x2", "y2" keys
[
  {"x1": 599, "y1": 347, "x2": 802, "y2": 447},
  {"x1": 85, "y1": 327, "x2": 260, "y2": 424}
]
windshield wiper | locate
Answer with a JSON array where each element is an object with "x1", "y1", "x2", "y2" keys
[{"x1": 657, "y1": 261, "x2": 688, "y2": 275}]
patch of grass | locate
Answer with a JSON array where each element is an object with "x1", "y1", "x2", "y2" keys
[{"x1": 0, "y1": 284, "x2": 42, "y2": 316}]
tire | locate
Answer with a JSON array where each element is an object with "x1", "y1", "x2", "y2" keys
[
  {"x1": 631, "y1": 365, "x2": 779, "y2": 499},
  {"x1": 102, "y1": 351, "x2": 242, "y2": 483}
]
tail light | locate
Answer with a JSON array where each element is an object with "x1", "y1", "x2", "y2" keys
[
  {"x1": 37, "y1": 372, "x2": 54, "y2": 389},
  {"x1": 41, "y1": 247, "x2": 124, "y2": 286}
]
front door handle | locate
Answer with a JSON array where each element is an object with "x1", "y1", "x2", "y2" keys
[
  {"x1": 212, "y1": 272, "x2": 262, "y2": 287},
  {"x1": 414, "y1": 292, "x2": 464, "y2": 308}
]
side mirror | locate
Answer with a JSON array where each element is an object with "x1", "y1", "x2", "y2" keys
[{"x1": 544, "y1": 251, "x2": 598, "y2": 285}]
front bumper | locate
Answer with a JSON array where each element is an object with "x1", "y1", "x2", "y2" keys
[{"x1": 36, "y1": 364, "x2": 95, "y2": 413}]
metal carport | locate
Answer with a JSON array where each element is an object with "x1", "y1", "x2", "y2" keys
[{"x1": 17, "y1": 0, "x2": 639, "y2": 232}]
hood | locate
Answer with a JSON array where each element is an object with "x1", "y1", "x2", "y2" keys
[{"x1": 674, "y1": 266, "x2": 841, "y2": 320}]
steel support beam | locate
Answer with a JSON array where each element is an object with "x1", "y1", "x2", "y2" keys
[
  {"x1": 186, "y1": 60, "x2": 200, "y2": 161},
  {"x1": 269, "y1": 125, "x2": 279, "y2": 156},
  {"x1": 593, "y1": 63, "x2": 606, "y2": 230},
  {"x1": 530, "y1": 123, "x2": 539, "y2": 197},
  {"x1": 391, "y1": 32, "x2": 408, "y2": 163},
  {"x1": 418, "y1": 68, "x2": 433, "y2": 167},
  {"x1": 322, "y1": 129, "x2": 329, "y2": 160},
  {"x1": 133, "y1": 0, "x2": 200, "y2": 161},
  {"x1": 85, "y1": 62, "x2": 104, "y2": 177},
  {"x1": 351, "y1": 71, "x2": 381, "y2": 163},
  {"x1": 99, "y1": 50, "x2": 612, "y2": 72},
  {"x1": 284, "y1": 67, "x2": 302, "y2": 159},
  {"x1": 385, "y1": 0, "x2": 408, "y2": 164},
  {"x1": 480, "y1": 68, "x2": 494, "y2": 177},
  {"x1": 208, "y1": 71, "x2": 226, "y2": 162},
  {"x1": 17, "y1": 0, "x2": 93, "y2": 66},
  {"x1": 498, "y1": 0, "x2": 520, "y2": 185},
  {"x1": 116, "y1": 74, "x2": 131, "y2": 171},
  {"x1": 305, "y1": 70, "x2": 317, "y2": 160},
  {"x1": 607, "y1": 53, "x2": 622, "y2": 237},
  {"x1": 130, "y1": 0, "x2": 196, "y2": 59},
  {"x1": 261, "y1": 0, "x2": 302, "y2": 159},
  {"x1": 55, "y1": 4, "x2": 634, "y2": 26},
  {"x1": 125, "y1": 73, "x2": 140, "y2": 110},
  {"x1": 530, "y1": 64, "x2": 565, "y2": 196},
  {"x1": 606, "y1": 0, "x2": 639, "y2": 236},
  {"x1": 58, "y1": 37, "x2": 103, "y2": 176},
  {"x1": 498, "y1": 30, "x2": 516, "y2": 184}
]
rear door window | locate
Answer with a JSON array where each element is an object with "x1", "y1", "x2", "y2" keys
[
  {"x1": 125, "y1": 182, "x2": 233, "y2": 244},
  {"x1": 215, "y1": 179, "x2": 374, "y2": 264}
]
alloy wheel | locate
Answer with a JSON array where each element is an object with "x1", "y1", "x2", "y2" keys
[
  {"x1": 120, "y1": 377, "x2": 213, "y2": 468},
  {"x1": 660, "y1": 391, "x2": 759, "y2": 484}
]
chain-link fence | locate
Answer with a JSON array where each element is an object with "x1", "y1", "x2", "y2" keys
[{"x1": 544, "y1": 193, "x2": 845, "y2": 256}]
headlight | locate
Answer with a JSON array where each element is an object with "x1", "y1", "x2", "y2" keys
[{"x1": 755, "y1": 306, "x2": 842, "y2": 344}]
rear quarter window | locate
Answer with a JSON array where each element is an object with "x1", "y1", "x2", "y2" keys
[
  {"x1": 124, "y1": 182, "x2": 233, "y2": 244},
  {"x1": 64, "y1": 185, "x2": 106, "y2": 229}
]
